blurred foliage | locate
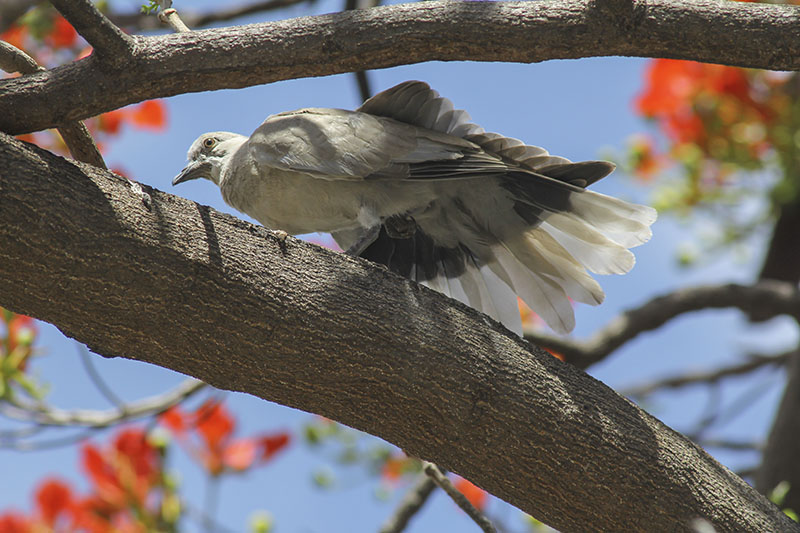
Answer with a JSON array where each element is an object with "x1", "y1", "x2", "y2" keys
[{"x1": 626, "y1": 55, "x2": 800, "y2": 266}]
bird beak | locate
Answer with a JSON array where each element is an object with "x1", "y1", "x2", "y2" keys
[{"x1": 173, "y1": 160, "x2": 212, "y2": 185}]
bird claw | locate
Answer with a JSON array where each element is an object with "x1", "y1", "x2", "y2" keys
[{"x1": 385, "y1": 214, "x2": 416, "y2": 239}]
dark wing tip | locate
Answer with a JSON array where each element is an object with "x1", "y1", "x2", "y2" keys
[{"x1": 538, "y1": 161, "x2": 616, "y2": 188}]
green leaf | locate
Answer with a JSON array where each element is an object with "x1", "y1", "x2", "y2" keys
[
  {"x1": 770, "y1": 481, "x2": 791, "y2": 506},
  {"x1": 249, "y1": 511, "x2": 273, "y2": 533},
  {"x1": 312, "y1": 467, "x2": 335, "y2": 488}
]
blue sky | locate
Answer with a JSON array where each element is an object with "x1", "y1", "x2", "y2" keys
[{"x1": 1, "y1": 1, "x2": 796, "y2": 531}]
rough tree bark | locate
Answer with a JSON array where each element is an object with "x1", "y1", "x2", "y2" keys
[
  {"x1": 1, "y1": 0, "x2": 799, "y2": 134},
  {"x1": 3, "y1": 0, "x2": 800, "y2": 530},
  {"x1": 1, "y1": 134, "x2": 797, "y2": 532}
]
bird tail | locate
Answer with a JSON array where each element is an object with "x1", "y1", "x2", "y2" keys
[
  {"x1": 485, "y1": 184, "x2": 656, "y2": 334},
  {"x1": 354, "y1": 80, "x2": 656, "y2": 334}
]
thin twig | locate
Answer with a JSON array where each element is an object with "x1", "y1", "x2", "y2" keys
[
  {"x1": 110, "y1": 0, "x2": 314, "y2": 32},
  {"x1": 0, "y1": 423, "x2": 46, "y2": 442},
  {"x1": 621, "y1": 351, "x2": 794, "y2": 398},
  {"x1": 3, "y1": 378, "x2": 206, "y2": 427},
  {"x1": 379, "y1": 473, "x2": 438, "y2": 533},
  {"x1": 526, "y1": 282, "x2": 800, "y2": 369},
  {"x1": 49, "y1": 0, "x2": 134, "y2": 66},
  {"x1": 698, "y1": 438, "x2": 762, "y2": 452},
  {"x1": 183, "y1": 501, "x2": 239, "y2": 533},
  {"x1": 423, "y1": 462, "x2": 496, "y2": 533},
  {"x1": 159, "y1": 8, "x2": 191, "y2": 33},
  {"x1": 686, "y1": 377, "x2": 778, "y2": 440},
  {"x1": 77, "y1": 342, "x2": 125, "y2": 409},
  {"x1": 0, "y1": 427, "x2": 100, "y2": 451}
]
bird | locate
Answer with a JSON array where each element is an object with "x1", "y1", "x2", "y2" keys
[{"x1": 174, "y1": 80, "x2": 656, "y2": 335}]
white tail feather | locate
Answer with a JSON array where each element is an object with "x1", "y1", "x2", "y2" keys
[
  {"x1": 567, "y1": 190, "x2": 657, "y2": 248},
  {"x1": 492, "y1": 244, "x2": 575, "y2": 335},
  {"x1": 539, "y1": 215, "x2": 636, "y2": 275}
]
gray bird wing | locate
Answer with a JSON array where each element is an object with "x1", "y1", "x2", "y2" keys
[{"x1": 246, "y1": 107, "x2": 503, "y2": 181}]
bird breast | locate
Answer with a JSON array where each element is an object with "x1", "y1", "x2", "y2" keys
[{"x1": 219, "y1": 159, "x2": 438, "y2": 235}]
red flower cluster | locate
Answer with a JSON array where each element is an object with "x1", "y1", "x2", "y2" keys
[
  {"x1": 636, "y1": 59, "x2": 772, "y2": 149},
  {"x1": 631, "y1": 58, "x2": 793, "y2": 189},
  {"x1": 0, "y1": 429, "x2": 173, "y2": 533},
  {"x1": 160, "y1": 400, "x2": 291, "y2": 477}
]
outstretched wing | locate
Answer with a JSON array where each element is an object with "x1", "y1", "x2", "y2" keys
[{"x1": 246, "y1": 107, "x2": 488, "y2": 181}]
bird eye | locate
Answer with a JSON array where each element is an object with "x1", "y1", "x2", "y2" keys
[{"x1": 203, "y1": 138, "x2": 217, "y2": 149}]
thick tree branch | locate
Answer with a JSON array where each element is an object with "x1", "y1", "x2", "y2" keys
[
  {"x1": 527, "y1": 282, "x2": 800, "y2": 369},
  {"x1": 2, "y1": 0, "x2": 799, "y2": 134},
  {"x1": 49, "y1": 0, "x2": 134, "y2": 67},
  {"x1": 0, "y1": 134, "x2": 796, "y2": 532},
  {"x1": 0, "y1": 40, "x2": 106, "y2": 168}
]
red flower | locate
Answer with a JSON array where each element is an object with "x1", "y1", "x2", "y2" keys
[
  {"x1": 46, "y1": 15, "x2": 78, "y2": 49},
  {"x1": 160, "y1": 401, "x2": 290, "y2": 476},
  {"x1": 159, "y1": 405, "x2": 188, "y2": 435},
  {"x1": 222, "y1": 438, "x2": 257, "y2": 471},
  {"x1": 5, "y1": 313, "x2": 35, "y2": 354},
  {"x1": 259, "y1": 432, "x2": 290, "y2": 461},
  {"x1": 81, "y1": 428, "x2": 159, "y2": 508},
  {"x1": 453, "y1": 477, "x2": 488, "y2": 511},
  {"x1": 380, "y1": 456, "x2": 408, "y2": 483},
  {"x1": 129, "y1": 101, "x2": 167, "y2": 131},
  {"x1": 35, "y1": 478, "x2": 73, "y2": 525},
  {"x1": 0, "y1": 511, "x2": 30, "y2": 533},
  {"x1": 0, "y1": 24, "x2": 28, "y2": 51},
  {"x1": 195, "y1": 400, "x2": 235, "y2": 453},
  {"x1": 98, "y1": 110, "x2": 125, "y2": 135},
  {"x1": 628, "y1": 135, "x2": 665, "y2": 180}
]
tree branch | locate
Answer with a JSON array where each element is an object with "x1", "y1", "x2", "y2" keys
[
  {"x1": 49, "y1": 0, "x2": 134, "y2": 67},
  {"x1": 109, "y1": 0, "x2": 315, "y2": 32},
  {"x1": 621, "y1": 351, "x2": 794, "y2": 399},
  {"x1": 423, "y1": 462, "x2": 496, "y2": 533},
  {"x1": 0, "y1": 134, "x2": 796, "y2": 532},
  {"x1": 158, "y1": 8, "x2": 191, "y2": 34},
  {"x1": 2, "y1": 0, "x2": 799, "y2": 134},
  {"x1": 526, "y1": 283, "x2": 800, "y2": 369},
  {"x1": 379, "y1": 473, "x2": 437, "y2": 533},
  {"x1": 0, "y1": 40, "x2": 106, "y2": 168},
  {"x1": 2, "y1": 378, "x2": 205, "y2": 427}
]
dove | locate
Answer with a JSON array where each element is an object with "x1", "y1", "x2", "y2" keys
[{"x1": 174, "y1": 81, "x2": 656, "y2": 334}]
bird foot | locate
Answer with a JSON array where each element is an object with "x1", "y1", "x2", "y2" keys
[{"x1": 385, "y1": 214, "x2": 416, "y2": 239}]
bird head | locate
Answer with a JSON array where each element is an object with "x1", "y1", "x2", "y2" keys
[{"x1": 173, "y1": 132, "x2": 246, "y2": 186}]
